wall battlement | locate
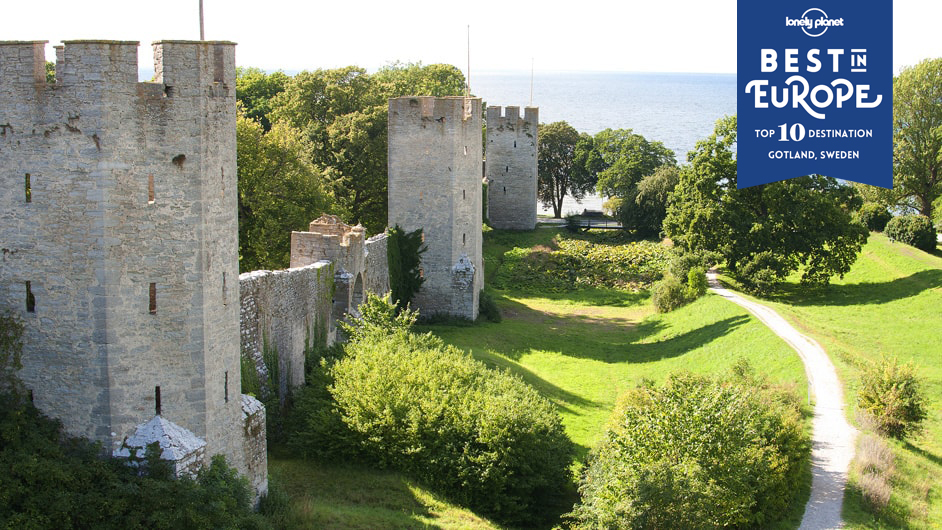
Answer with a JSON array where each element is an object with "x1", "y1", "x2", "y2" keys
[{"x1": 486, "y1": 105, "x2": 539, "y2": 230}]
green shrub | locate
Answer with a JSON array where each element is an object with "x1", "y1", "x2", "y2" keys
[
  {"x1": 328, "y1": 326, "x2": 573, "y2": 525},
  {"x1": 885, "y1": 214, "x2": 936, "y2": 251},
  {"x1": 387, "y1": 225, "x2": 427, "y2": 309},
  {"x1": 685, "y1": 266, "x2": 708, "y2": 300},
  {"x1": 478, "y1": 290, "x2": 502, "y2": 323},
  {"x1": 570, "y1": 369, "x2": 808, "y2": 529},
  {"x1": 0, "y1": 392, "x2": 266, "y2": 529},
  {"x1": 739, "y1": 251, "x2": 788, "y2": 295},
  {"x1": 857, "y1": 202, "x2": 893, "y2": 232},
  {"x1": 857, "y1": 357, "x2": 928, "y2": 440},
  {"x1": 933, "y1": 196, "x2": 942, "y2": 230},
  {"x1": 651, "y1": 274, "x2": 688, "y2": 313},
  {"x1": 494, "y1": 237, "x2": 670, "y2": 292}
]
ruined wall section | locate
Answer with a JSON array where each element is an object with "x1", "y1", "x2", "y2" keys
[
  {"x1": 363, "y1": 233, "x2": 390, "y2": 297},
  {"x1": 0, "y1": 40, "x2": 246, "y2": 476},
  {"x1": 388, "y1": 97, "x2": 483, "y2": 320},
  {"x1": 486, "y1": 106, "x2": 538, "y2": 230},
  {"x1": 239, "y1": 262, "x2": 333, "y2": 400}
]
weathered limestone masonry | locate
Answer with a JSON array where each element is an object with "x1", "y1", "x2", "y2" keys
[
  {"x1": 239, "y1": 262, "x2": 333, "y2": 400},
  {"x1": 388, "y1": 97, "x2": 483, "y2": 320},
  {"x1": 0, "y1": 40, "x2": 266, "y2": 496},
  {"x1": 486, "y1": 106, "x2": 539, "y2": 230}
]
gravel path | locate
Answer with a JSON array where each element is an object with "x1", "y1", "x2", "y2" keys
[{"x1": 707, "y1": 271, "x2": 857, "y2": 529}]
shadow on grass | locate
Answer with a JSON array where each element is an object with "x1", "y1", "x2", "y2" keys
[
  {"x1": 764, "y1": 269, "x2": 942, "y2": 307},
  {"x1": 476, "y1": 348, "x2": 602, "y2": 413},
  {"x1": 904, "y1": 441, "x2": 942, "y2": 468},
  {"x1": 492, "y1": 296, "x2": 748, "y2": 364}
]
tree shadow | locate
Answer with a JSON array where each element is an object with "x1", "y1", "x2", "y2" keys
[
  {"x1": 475, "y1": 348, "x2": 602, "y2": 413},
  {"x1": 765, "y1": 269, "x2": 942, "y2": 307},
  {"x1": 904, "y1": 441, "x2": 942, "y2": 468},
  {"x1": 495, "y1": 296, "x2": 748, "y2": 365}
]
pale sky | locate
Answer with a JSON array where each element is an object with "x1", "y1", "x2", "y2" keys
[{"x1": 5, "y1": 1, "x2": 940, "y2": 75}]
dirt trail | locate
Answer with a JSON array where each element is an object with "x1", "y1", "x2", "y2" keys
[{"x1": 707, "y1": 271, "x2": 856, "y2": 529}]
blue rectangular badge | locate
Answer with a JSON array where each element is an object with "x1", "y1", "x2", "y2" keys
[{"x1": 737, "y1": 1, "x2": 893, "y2": 188}]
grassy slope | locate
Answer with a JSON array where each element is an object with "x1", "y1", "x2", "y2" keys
[
  {"x1": 751, "y1": 232, "x2": 942, "y2": 528},
  {"x1": 424, "y1": 227, "x2": 810, "y2": 527},
  {"x1": 268, "y1": 456, "x2": 501, "y2": 529}
]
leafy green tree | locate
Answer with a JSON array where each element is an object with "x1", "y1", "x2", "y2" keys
[
  {"x1": 373, "y1": 61, "x2": 467, "y2": 98},
  {"x1": 892, "y1": 58, "x2": 942, "y2": 219},
  {"x1": 386, "y1": 225, "x2": 427, "y2": 310},
  {"x1": 45, "y1": 61, "x2": 55, "y2": 83},
  {"x1": 237, "y1": 115, "x2": 332, "y2": 271},
  {"x1": 594, "y1": 128, "x2": 675, "y2": 200},
  {"x1": 538, "y1": 122, "x2": 599, "y2": 217},
  {"x1": 664, "y1": 116, "x2": 869, "y2": 293},
  {"x1": 236, "y1": 67, "x2": 290, "y2": 131},
  {"x1": 619, "y1": 164, "x2": 681, "y2": 237}
]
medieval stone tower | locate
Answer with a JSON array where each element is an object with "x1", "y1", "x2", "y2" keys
[
  {"x1": 486, "y1": 106, "x2": 539, "y2": 230},
  {"x1": 0, "y1": 40, "x2": 264, "y2": 494},
  {"x1": 387, "y1": 97, "x2": 483, "y2": 320}
]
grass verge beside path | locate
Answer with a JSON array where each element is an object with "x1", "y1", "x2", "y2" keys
[{"x1": 722, "y1": 232, "x2": 942, "y2": 528}]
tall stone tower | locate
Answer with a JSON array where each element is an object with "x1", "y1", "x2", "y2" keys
[
  {"x1": 388, "y1": 97, "x2": 483, "y2": 320},
  {"x1": 486, "y1": 106, "x2": 539, "y2": 230},
  {"x1": 0, "y1": 40, "x2": 263, "y2": 493}
]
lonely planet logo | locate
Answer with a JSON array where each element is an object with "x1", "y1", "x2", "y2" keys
[{"x1": 785, "y1": 8, "x2": 844, "y2": 37}]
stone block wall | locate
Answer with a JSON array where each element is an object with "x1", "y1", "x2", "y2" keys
[
  {"x1": 239, "y1": 262, "x2": 333, "y2": 401},
  {"x1": 364, "y1": 233, "x2": 390, "y2": 297},
  {"x1": 486, "y1": 106, "x2": 539, "y2": 230},
  {"x1": 387, "y1": 97, "x2": 483, "y2": 320},
  {"x1": 0, "y1": 39, "x2": 253, "y2": 488},
  {"x1": 241, "y1": 394, "x2": 268, "y2": 501}
]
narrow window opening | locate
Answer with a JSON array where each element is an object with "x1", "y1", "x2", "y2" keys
[
  {"x1": 463, "y1": 233, "x2": 466, "y2": 245},
  {"x1": 155, "y1": 386, "x2": 162, "y2": 416},
  {"x1": 148, "y1": 175, "x2": 155, "y2": 204},
  {"x1": 224, "y1": 371, "x2": 229, "y2": 403},
  {"x1": 221, "y1": 167, "x2": 225, "y2": 198},
  {"x1": 25, "y1": 174, "x2": 31, "y2": 203},
  {"x1": 514, "y1": 140, "x2": 517, "y2": 148},
  {"x1": 25, "y1": 281, "x2": 35, "y2": 313},
  {"x1": 28, "y1": 390, "x2": 34, "y2": 403},
  {"x1": 464, "y1": 145, "x2": 468, "y2": 155},
  {"x1": 149, "y1": 283, "x2": 157, "y2": 314},
  {"x1": 505, "y1": 165, "x2": 509, "y2": 173},
  {"x1": 503, "y1": 186, "x2": 506, "y2": 194},
  {"x1": 222, "y1": 272, "x2": 227, "y2": 305},
  {"x1": 463, "y1": 189, "x2": 466, "y2": 199}
]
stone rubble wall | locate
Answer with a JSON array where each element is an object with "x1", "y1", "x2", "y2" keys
[
  {"x1": 364, "y1": 233, "x2": 390, "y2": 298},
  {"x1": 239, "y1": 262, "x2": 333, "y2": 402}
]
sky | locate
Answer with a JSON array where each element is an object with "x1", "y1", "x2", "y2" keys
[{"x1": 5, "y1": 0, "x2": 941, "y2": 76}]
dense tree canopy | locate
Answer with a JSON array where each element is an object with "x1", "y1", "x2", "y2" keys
[
  {"x1": 236, "y1": 67, "x2": 290, "y2": 131},
  {"x1": 664, "y1": 116, "x2": 869, "y2": 293},
  {"x1": 538, "y1": 122, "x2": 599, "y2": 218},
  {"x1": 237, "y1": 115, "x2": 332, "y2": 271},
  {"x1": 892, "y1": 58, "x2": 942, "y2": 219},
  {"x1": 594, "y1": 128, "x2": 675, "y2": 199}
]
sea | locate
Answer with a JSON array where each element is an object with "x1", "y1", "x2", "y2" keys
[{"x1": 472, "y1": 71, "x2": 737, "y2": 215}]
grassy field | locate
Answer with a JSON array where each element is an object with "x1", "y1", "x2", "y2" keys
[
  {"x1": 740, "y1": 232, "x2": 942, "y2": 528},
  {"x1": 267, "y1": 455, "x2": 501, "y2": 529}
]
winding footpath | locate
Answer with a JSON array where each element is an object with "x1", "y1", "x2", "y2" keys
[{"x1": 706, "y1": 271, "x2": 857, "y2": 529}]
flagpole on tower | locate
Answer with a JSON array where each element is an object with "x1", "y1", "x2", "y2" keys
[
  {"x1": 466, "y1": 25, "x2": 471, "y2": 97},
  {"x1": 199, "y1": 0, "x2": 205, "y2": 40}
]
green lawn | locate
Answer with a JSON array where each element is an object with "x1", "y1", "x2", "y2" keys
[
  {"x1": 748, "y1": 232, "x2": 942, "y2": 528},
  {"x1": 267, "y1": 456, "x2": 500, "y2": 529}
]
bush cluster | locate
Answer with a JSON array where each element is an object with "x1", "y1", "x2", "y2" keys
[
  {"x1": 650, "y1": 251, "x2": 712, "y2": 312},
  {"x1": 0, "y1": 392, "x2": 266, "y2": 529},
  {"x1": 857, "y1": 203, "x2": 893, "y2": 232},
  {"x1": 570, "y1": 367, "x2": 809, "y2": 528},
  {"x1": 885, "y1": 214, "x2": 936, "y2": 251},
  {"x1": 290, "y1": 294, "x2": 573, "y2": 525},
  {"x1": 857, "y1": 357, "x2": 927, "y2": 440},
  {"x1": 494, "y1": 237, "x2": 670, "y2": 292},
  {"x1": 478, "y1": 289, "x2": 502, "y2": 322}
]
